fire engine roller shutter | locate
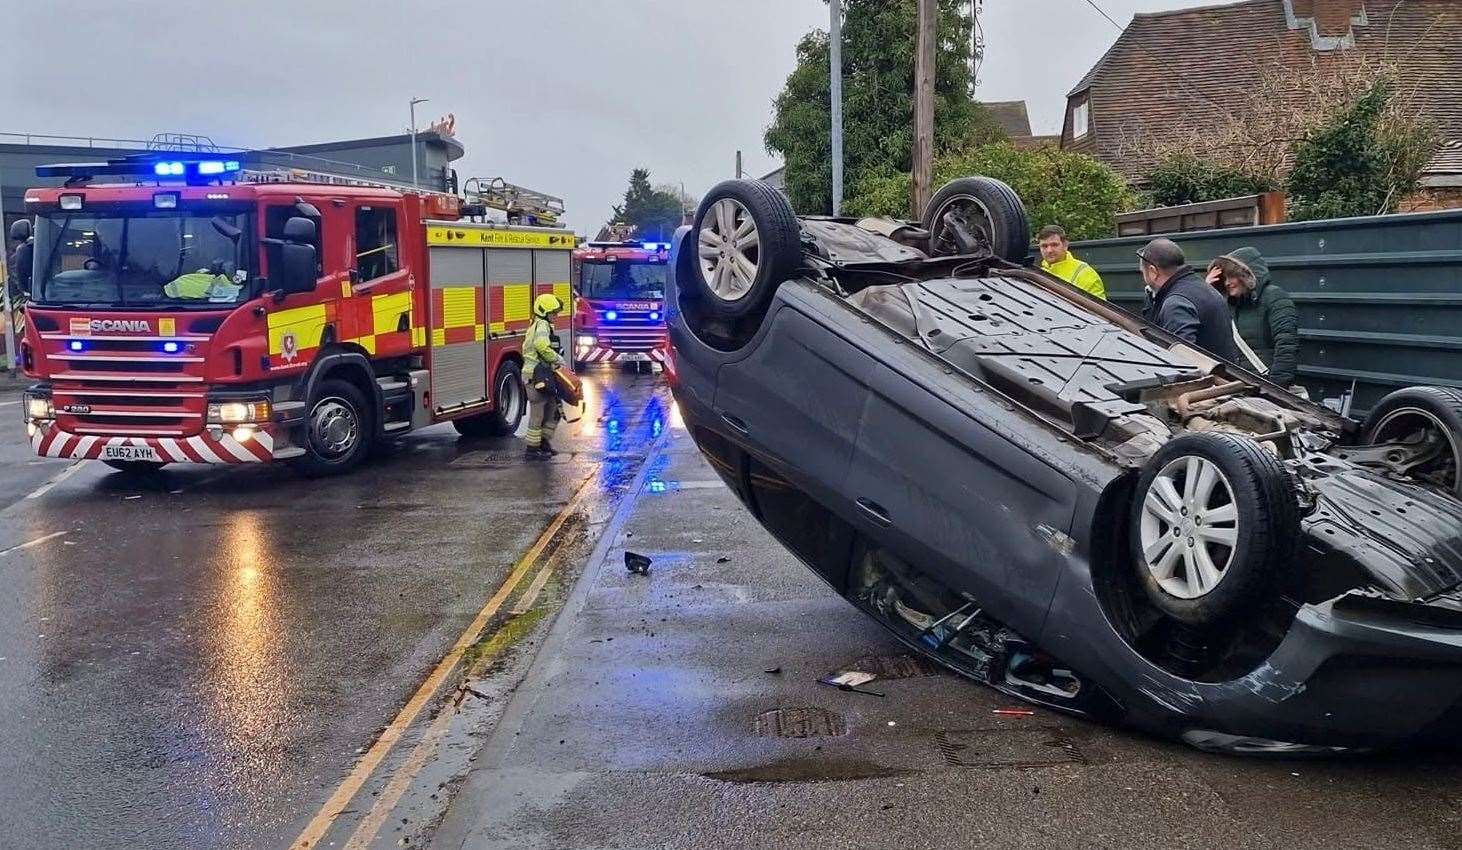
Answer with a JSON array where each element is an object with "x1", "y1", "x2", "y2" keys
[
  {"x1": 487, "y1": 249, "x2": 535, "y2": 337},
  {"x1": 428, "y1": 246, "x2": 489, "y2": 411},
  {"x1": 532, "y1": 249, "x2": 573, "y2": 351}
]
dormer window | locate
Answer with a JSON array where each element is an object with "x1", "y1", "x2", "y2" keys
[{"x1": 1071, "y1": 100, "x2": 1090, "y2": 139}]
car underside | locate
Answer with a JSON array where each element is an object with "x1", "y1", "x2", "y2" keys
[{"x1": 667, "y1": 177, "x2": 1462, "y2": 753}]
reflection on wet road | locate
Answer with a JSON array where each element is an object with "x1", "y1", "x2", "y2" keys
[{"x1": 0, "y1": 369, "x2": 671, "y2": 850}]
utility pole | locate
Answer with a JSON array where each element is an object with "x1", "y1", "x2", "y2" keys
[
  {"x1": 409, "y1": 96, "x2": 429, "y2": 190},
  {"x1": 913, "y1": 0, "x2": 936, "y2": 218},
  {"x1": 829, "y1": 0, "x2": 844, "y2": 215}
]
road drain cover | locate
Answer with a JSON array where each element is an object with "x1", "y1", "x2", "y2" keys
[
  {"x1": 937, "y1": 728, "x2": 1083, "y2": 768},
  {"x1": 844, "y1": 653, "x2": 941, "y2": 680},
  {"x1": 754, "y1": 707, "x2": 847, "y2": 738}
]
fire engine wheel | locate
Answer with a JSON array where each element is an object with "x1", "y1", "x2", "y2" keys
[
  {"x1": 103, "y1": 460, "x2": 168, "y2": 475},
  {"x1": 455, "y1": 361, "x2": 525, "y2": 438},
  {"x1": 293, "y1": 378, "x2": 373, "y2": 477}
]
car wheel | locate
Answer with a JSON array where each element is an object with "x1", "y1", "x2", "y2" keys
[
  {"x1": 1361, "y1": 386, "x2": 1462, "y2": 496},
  {"x1": 684, "y1": 179, "x2": 802, "y2": 322},
  {"x1": 923, "y1": 176, "x2": 1031, "y2": 263},
  {"x1": 291, "y1": 378, "x2": 373, "y2": 477},
  {"x1": 1129, "y1": 433, "x2": 1298, "y2": 627},
  {"x1": 103, "y1": 460, "x2": 168, "y2": 474},
  {"x1": 455, "y1": 361, "x2": 526, "y2": 438}
]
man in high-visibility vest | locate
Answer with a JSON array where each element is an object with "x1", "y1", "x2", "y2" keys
[
  {"x1": 522, "y1": 293, "x2": 565, "y2": 460},
  {"x1": 1037, "y1": 225, "x2": 1106, "y2": 300}
]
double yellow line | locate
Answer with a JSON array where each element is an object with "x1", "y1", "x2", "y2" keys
[{"x1": 289, "y1": 474, "x2": 595, "y2": 850}]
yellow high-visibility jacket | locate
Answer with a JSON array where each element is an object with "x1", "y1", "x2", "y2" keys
[{"x1": 1041, "y1": 253, "x2": 1107, "y2": 300}]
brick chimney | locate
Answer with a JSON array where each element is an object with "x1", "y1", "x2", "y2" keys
[{"x1": 1286, "y1": 0, "x2": 1368, "y2": 49}]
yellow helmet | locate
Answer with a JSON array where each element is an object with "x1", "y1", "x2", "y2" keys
[{"x1": 534, "y1": 293, "x2": 564, "y2": 317}]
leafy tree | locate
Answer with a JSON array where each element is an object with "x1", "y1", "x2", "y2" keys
[
  {"x1": 609, "y1": 168, "x2": 685, "y2": 240},
  {"x1": 1146, "y1": 154, "x2": 1277, "y2": 207},
  {"x1": 843, "y1": 142, "x2": 1132, "y2": 241},
  {"x1": 765, "y1": 0, "x2": 1006, "y2": 215},
  {"x1": 1286, "y1": 79, "x2": 1439, "y2": 221}
]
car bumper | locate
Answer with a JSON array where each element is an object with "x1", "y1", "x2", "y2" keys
[{"x1": 30, "y1": 422, "x2": 279, "y2": 464}]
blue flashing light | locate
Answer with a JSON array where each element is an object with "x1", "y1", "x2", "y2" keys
[
  {"x1": 153, "y1": 161, "x2": 186, "y2": 176},
  {"x1": 197, "y1": 161, "x2": 225, "y2": 175},
  {"x1": 649, "y1": 311, "x2": 661, "y2": 321},
  {"x1": 153, "y1": 162, "x2": 171, "y2": 176},
  {"x1": 642, "y1": 242, "x2": 666, "y2": 252},
  {"x1": 604, "y1": 310, "x2": 619, "y2": 322},
  {"x1": 162, "y1": 341, "x2": 181, "y2": 354},
  {"x1": 224, "y1": 160, "x2": 241, "y2": 172},
  {"x1": 647, "y1": 480, "x2": 667, "y2": 493},
  {"x1": 68, "y1": 340, "x2": 84, "y2": 352}
]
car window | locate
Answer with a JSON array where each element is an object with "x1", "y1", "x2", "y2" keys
[{"x1": 355, "y1": 205, "x2": 399, "y2": 282}]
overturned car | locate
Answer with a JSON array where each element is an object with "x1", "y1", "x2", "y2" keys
[{"x1": 666, "y1": 177, "x2": 1462, "y2": 754}]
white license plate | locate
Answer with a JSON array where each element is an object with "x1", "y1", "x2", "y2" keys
[{"x1": 100, "y1": 444, "x2": 161, "y2": 463}]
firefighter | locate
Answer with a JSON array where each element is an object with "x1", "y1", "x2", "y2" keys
[{"x1": 523, "y1": 293, "x2": 566, "y2": 459}]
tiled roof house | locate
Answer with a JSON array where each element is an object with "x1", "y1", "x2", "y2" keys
[{"x1": 1061, "y1": 0, "x2": 1462, "y2": 207}]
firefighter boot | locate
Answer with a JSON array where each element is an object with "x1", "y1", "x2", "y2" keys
[
  {"x1": 524, "y1": 444, "x2": 547, "y2": 461},
  {"x1": 538, "y1": 439, "x2": 559, "y2": 457}
]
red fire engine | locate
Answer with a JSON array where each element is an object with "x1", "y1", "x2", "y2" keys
[
  {"x1": 14, "y1": 155, "x2": 574, "y2": 475},
  {"x1": 570, "y1": 240, "x2": 669, "y2": 370}
]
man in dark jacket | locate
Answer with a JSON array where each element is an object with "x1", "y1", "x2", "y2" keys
[
  {"x1": 1138, "y1": 238, "x2": 1240, "y2": 362},
  {"x1": 1220, "y1": 246, "x2": 1300, "y2": 387}
]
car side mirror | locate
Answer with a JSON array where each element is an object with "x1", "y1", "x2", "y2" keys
[
  {"x1": 277, "y1": 215, "x2": 318, "y2": 294},
  {"x1": 279, "y1": 243, "x2": 317, "y2": 294},
  {"x1": 8, "y1": 219, "x2": 31, "y2": 243}
]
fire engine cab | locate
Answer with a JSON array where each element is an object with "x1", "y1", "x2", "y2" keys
[
  {"x1": 571, "y1": 240, "x2": 669, "y2": 370},
  {"x1": 14, "y1": 155, "x2": 574, "y2": 475}
]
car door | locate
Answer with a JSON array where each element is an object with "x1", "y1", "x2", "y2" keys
[
  {"x1": 712, "y1": 298, "x2": 876, "y2": 510},
  {"x1": 842, "y1": 353, "x2": 1079, "y2": 639}
]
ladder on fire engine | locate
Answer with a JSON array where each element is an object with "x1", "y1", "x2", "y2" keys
[
  {"x1": 461, "y1": 177, "x2": 566, "y2": 226},
  {"x1": 234, "y1": 167, "x2": 566, "y2": 227}
]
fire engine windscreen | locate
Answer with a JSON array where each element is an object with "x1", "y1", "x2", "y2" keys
[
  {"x1": 579, "y1": 261, "x2": 666, "y2": 301},
  {"x1": 31, "y1": 209, "x2": 255, "y2": 308}
]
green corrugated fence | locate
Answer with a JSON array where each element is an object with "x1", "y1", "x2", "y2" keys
[{"x1": 1069, "y1": 209, "x2": 1462, "y2": 415}]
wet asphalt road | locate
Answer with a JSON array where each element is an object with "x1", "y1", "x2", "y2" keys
[{"x1": 0, "y1": 368, "x2": 672, "y2": 850}]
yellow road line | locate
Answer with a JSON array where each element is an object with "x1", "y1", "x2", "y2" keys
[
  {"x1": 341, "y1": 533, "x2": 572, "y2": 849},
  {"x1": 288, "y1": 474, "x2": 596, "y2": 850},
  {"x1": 341, "y1": 697, "x2": 456, "y2": 850}
]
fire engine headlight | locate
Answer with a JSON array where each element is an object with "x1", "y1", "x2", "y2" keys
[
  {"x1": 24, "y1": 394, "x2": 53, "y2": 421},
  {"x1": 576, "y1": 335, "x2": 596, "y2": 347},
  {"x1": 207, "y1": 400, "x2": 271, "y2": 424}
]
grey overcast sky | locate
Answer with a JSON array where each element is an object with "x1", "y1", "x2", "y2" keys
[{"x1": 0, "y1": 0, "x2": 1199, "y2": 234}]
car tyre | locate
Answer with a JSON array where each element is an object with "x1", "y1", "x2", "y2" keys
[
  {"x1": 455, "y1": 360, "x2": 526, "y2": 438},
  {"x1": 291, "y1": 378, "x2": 374, "y2": 477},
  {"x1": 1129, "y1": 432, "x2": 1298, "y2": 627},
  {"x1": 1361, "y1": 385, "x2": 1462, "y2": 495},
  {"x1": 923, "y1": 176, "x2": 1031, "y2": 263},
  {"x1": 683, "y1": 179, "x2": 802, "y2": 322}
]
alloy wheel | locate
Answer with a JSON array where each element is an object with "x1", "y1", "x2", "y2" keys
[{"x1": 1139, "y1": 455, "x2": 1240, "y2": 599}]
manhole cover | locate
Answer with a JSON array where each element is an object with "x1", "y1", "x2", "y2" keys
[
  {"x1": 936, "y1": 728, "x2": 1083, "y2": 768},
  {"x1": 844, "y1": 653, "x2": 941, "y2": 680},
  {"x1": 753, "y1": 707, "x2": 847, "y2": 738}
]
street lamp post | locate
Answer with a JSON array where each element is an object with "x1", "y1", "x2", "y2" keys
[{"x1": 409, "y1": 97, "x2": 430, "y2": 190}]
